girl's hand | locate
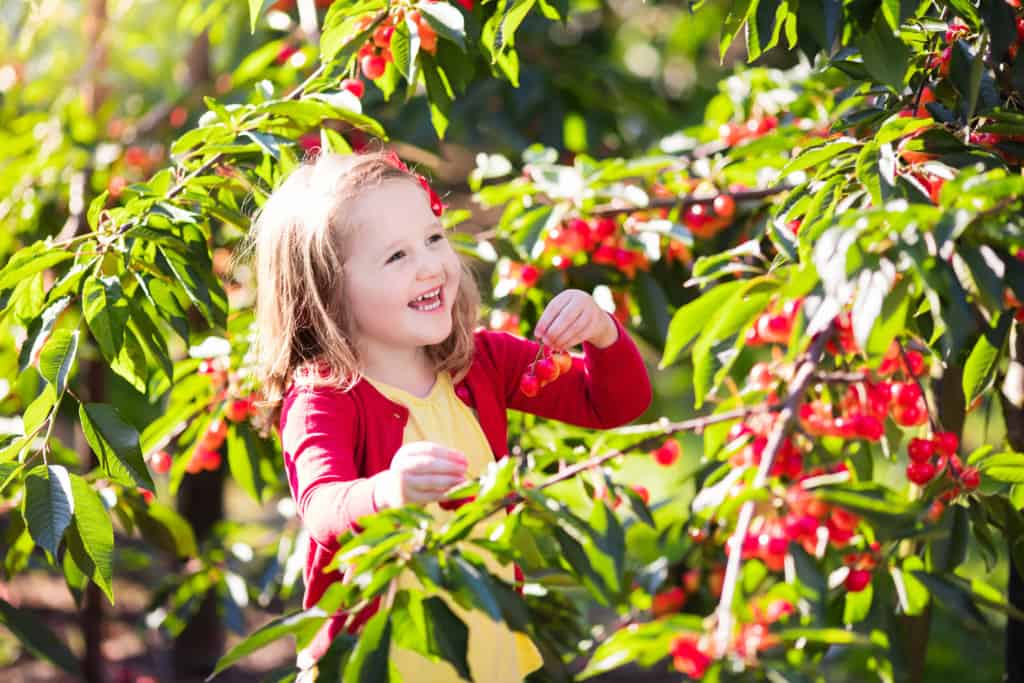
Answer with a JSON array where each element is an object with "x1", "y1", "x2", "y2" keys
[
  {"x1": 373, "y1": 441, "x2": 469, "y2": 509},
  {"x1": 534, "y1": 289, "x2": 618, "y2": 351}
]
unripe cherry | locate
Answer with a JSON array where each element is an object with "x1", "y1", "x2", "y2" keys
[{"x1": 551, "y1": 350, "x2": 572, "y2": 375}]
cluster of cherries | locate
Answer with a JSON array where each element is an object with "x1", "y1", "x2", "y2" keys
[
  {"x1": 142, "y1": 356, "x2": 258, "y2": 482},
  {"x1": 353, "y1": 8, "x2": 440, "y2": 80},
  {"x1": 842, "y1": 543, "x2": 881, "y2": 592},
  {"x1": 518, "y1": 346, "x2": 573, "y2": 397},
  {"x1": 718, "y1": 115, "x2": 780, "y2": 147},
  {"x1": 542, "y1": 215, "x2": 648, "y2": 277},
  {"x1": 669, "y1": 593, "x2": 794, "y2": 677}
]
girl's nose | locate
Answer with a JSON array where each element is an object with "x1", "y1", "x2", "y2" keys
[{"x1": 416, "y1": 251, "x2": 445, "y2": 279}]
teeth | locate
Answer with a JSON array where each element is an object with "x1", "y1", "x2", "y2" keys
[{"x1": 412, "y1": 288, "x2": 441, "y2": 303}]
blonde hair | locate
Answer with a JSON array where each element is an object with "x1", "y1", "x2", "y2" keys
[{"x1": 247, "y1": 150, "x2": 480, "y2": 416}]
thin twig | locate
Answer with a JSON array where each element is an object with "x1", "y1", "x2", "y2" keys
[{"x1": 711, "y1": 325, "x2": 833, "y2": 655}]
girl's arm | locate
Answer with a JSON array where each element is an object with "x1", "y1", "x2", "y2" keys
[
  {"x1": 481, "y1": 294, "x2": 652, "y2": 428},
  {"x1": 280, "y1": 389, "x2": 382, "y2": 549}
]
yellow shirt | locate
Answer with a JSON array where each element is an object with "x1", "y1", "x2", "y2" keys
[{"x1": 366, "y1": 373, "x2": 544, "y2": 682}]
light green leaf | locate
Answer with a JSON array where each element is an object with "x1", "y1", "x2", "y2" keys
[
  {"x1": 37, "y1": 329, "x2": 79, "y2": 395},
  {"x1": 79, "y1": 403, "x2": 154, "y2": 491},
  {"x1": 66, "y1": 473, "x2": 114, "y2": 603}
]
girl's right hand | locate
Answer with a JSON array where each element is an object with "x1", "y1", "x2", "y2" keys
[{"x1": 372, "y1": 441, "x2": 469, "y2": 509}]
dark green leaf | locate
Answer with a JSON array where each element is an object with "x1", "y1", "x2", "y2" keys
[
  {"x1": 83, "y1": 276, "x2": 130, "y2": 363},
  {"x1": 23, "y1": 464, "x2": 74, "y2": 558},
  {"x1": 0, "y1": 598, "x2": 79, "y2": 674},
  {"x1": 211, "y1": 607, "x2": 327, "y2": 677},
  {"x1": 80, "y1": 403, "x2": 154, "y2": 490},
  {"x1": 342, "y1": 608, "x2": 392, "y2": 682},
  {"x1": 67, "y1": 473, "x2": 114, "y2": 602},
  {"x1": 963, "y1": 311, "x2": 1011, "y2": 410}
]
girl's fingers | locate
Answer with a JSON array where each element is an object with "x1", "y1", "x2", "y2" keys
[
  {"x1": 544, "y1": 302, "x2": 585, "y2": 349},
  {"x1": 536, "y1": 293, "x2": 572, "y2": 339},
  {"x1": 552, "y1": 311, "x2": 591, "y2": 350},
  {"x1": 408, "y1": 474, "x2": 465, "y2": 494}
]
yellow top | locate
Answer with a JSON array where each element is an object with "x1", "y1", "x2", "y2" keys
[{"x1": 365, "y1": 372, "x2": 544, "y2": 682}]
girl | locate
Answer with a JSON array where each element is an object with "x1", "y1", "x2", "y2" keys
[{"x1": 251, "y1": 150, "x2": 652, "y2": 681}]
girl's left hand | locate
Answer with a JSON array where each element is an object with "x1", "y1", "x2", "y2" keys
[{"x1": 534, "y1": 289, "x2": 618, "y2": 351}]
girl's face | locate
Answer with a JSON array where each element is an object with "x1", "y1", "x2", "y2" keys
[{"x1": 341, "y1": 178, "x2": 461, "y2": 364}]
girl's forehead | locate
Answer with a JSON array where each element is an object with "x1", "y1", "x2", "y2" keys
[{"x1": 345, "y1": 179, "x2": 436, "y2": 249}]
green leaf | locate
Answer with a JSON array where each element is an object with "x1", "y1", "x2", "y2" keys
[
  {"x1": 23, "y1": 464, "x2": 74, "y2": 559},
  {"x1": 248, "y1": 0, "x2": 267, "y2": 33},
  {"x1": 211, "y1": 607, "x2": 327, "y2": 677},
  {"x1": 133, "y1": 500, "x2": 198, "y2": 558},
  {"x1": 963, "y1": 311, "x2": 1011, "y2": 411},
  {"x1": 37, "y1": 328, "x2": 79, "y2": 395},
  {"x1": 66, "y1": 473, "x2": 114, "y2": 603},
  {"x1": 450, "y1": 555, "x2": 503, "y2": 622},
  {"x1": 891, "y1": 556, "x2": 928, "y2": 616},
  {"x1": 226, "y1": 422, "x2": 271, "y2": 502},
  {"x1": 780, "y1": 139, "x2": 858, "y2": 176},
  {"x1": 777, "y1": 627, "x2": 872, "y2": 645},
  {"x1": 911, "y1": 571, "x2": 988, "y2": 629},
  {"x1": 661, "y1": 281, "x2": 744, "y2": 368},
  {"x1": 978, "y1": 452, "x2": 1024, "y2": 484},
  {"x1": 0, "y1": 598, "x2": 79, "y2": 674},
  {"x1": 393, "y1": 17, "x2": 420, "y2": 83},
  {"x1": 83, "y1": 275, "x2": 130, "y2": 363},
  {"x1": 855, "y1": 13, "x2": 910, "y2": 90},
  {"x1": 18, "y1": 296, "x2": 73, "y2": 373},
  {"x1": 393, "y1": 592, "x2": 472, "y2": 681},
  {"x1": 0, "y1": 242, "x2": 73, "y2": 291},
  {"x1": 421, "y1": 58, "x2": 453, "y2": 139},
  {"x1": 343, "y1": 608, "x2": 392, "y2": 683},
  {"x1": 79, "y1": 403, "x2": 154, "y2": 491}
]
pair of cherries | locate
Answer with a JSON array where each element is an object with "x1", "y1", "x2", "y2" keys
[{"x1": 519, "y1": 346, "x2": 573, "y2": 397}]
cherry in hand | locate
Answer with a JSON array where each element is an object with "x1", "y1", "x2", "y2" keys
[{"x1": 519, "y1": 345, "x2": 572, "y2": 397}]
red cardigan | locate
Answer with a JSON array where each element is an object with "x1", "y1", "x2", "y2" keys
[{"x1": 280, "y1": 315, "x2": 651, "y2": 660}]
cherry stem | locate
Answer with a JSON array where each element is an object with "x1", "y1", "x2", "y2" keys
[
  {"x1": 897, "y1": 339, "x2": 939, "y2": 434},
  {"x1": 711, "y1": 325, "x2": 833, "y2": 656}
]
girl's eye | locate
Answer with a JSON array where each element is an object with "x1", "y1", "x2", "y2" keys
[
  {"x1": 386, "y1": 250, "x2": 405, "y2": 264},
  {"x1": 427, "y1": 232, "x2": 445, "y2": 244}
]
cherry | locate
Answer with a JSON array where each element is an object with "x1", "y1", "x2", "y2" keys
[
  {"x1": 653, "y1": 440, "x2": 681, "y2": 466},
  {"x1": 200, "y1": 449, "x2": 222, "y2": 471},
  {"x1": 551, "y1": 350, "x2": 572, "y2": 375},
  {"x1": 535, "y1": 357, "x2": 559, "y2": 382},
  {"x1": 907, "y1": 438, "x2": 935, "y2": 463},
  {"x1": 961, "y1": 467, "x2": 981, "y2": 490},
  {"x1": 225, "y1": 399, "x2": 252, "y2": 423},
  {"x1": 275, "y1": 44, "x2": 299, "y2": 65},
  {"x1": 631, "y1": 485, "x2": 650, "y2": 505},
  {"x1": 652, "y1": 586, "x2": 686, "y2": 617},
  {"x1": 671, "y1": 636, "x2": 711, "y2": 678},
  {"x1": 138, "y1": 488, "x2": 154, "y2": 504},
  {"x1": 200, "y1": 419, "x2": 227, "y2": 451},
  {"x1": 893, "y1": 381, "x2": 922, "y2": 407},
  {"x1": 372, "y1": 24, "x2": 394, "y2": 48},
  {"x1": 360, "y1": 54, "x2": 387, "y2": 80},
  {"x1": 149, "y1": 450, "x2": 172, "y2": 474},
  {"x1": 831, "y1": 507, "x2": 859, "y2": 532},
  {"x1": 712, "y1": 194, "x2": 736, "y2": 219},
  {"x1": 519, "y1": 373, "x2": 540, "y2": 398},
  {"x1": 340, "y1": 78, "x2": 365, "y2": 98},
  {"x1": 520, "y1": 264, "x2": 540, "y2": 287},
  {"x1": 907, "y1": 460, "x2": 937, "y2": 485},
  {"x1": 933, "y1": 431, "x2": 959, "y2": 456},
  {"x1": 845, "y1": 568, "x2": 872, "y2": 592},
  {"x1": 852, "y1": 414, "x2": 884, "y2": 441}
]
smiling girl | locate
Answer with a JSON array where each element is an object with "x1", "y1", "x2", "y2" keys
[{"x1": 250, "y1": 150, "x2": 652, "y2": 681}]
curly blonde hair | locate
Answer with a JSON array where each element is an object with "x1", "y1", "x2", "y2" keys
[{"x1": 247, "y1": 150, "x2": 480, "y2": 417}]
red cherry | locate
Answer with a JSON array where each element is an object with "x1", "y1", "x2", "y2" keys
[
  {"x1": 149, "y1": 450, "x2": 172, "y2": 474},
  {"x1": 631, "y1": 485, "x2": 650, "y2": 505},
  {"x1": 831, "y1": 507, "x2": 859, "y2": 532},
  {"x1": 653, "y1": 440, "x2": 681, "y2": 466},
  {"x1": 225, "y1": 399, "x2": 252, "y2": 423},
  {"x1": 200, "y1": 449, "x2": 222, "y2": 472},
  {"x1": 894, "y1": 382, "x2": 922, "y2": 407},
  {"x1": 519, "y1": 264, "x2": 540, "y2": 287},
  {"x1": 852, "y1": 414, "x2": 884, "y2": 441},
  {"x1": 340, "y1": 78, "x2": 365, "y2": 98},
  {"x1": 200, "y1": 419, "x2": 227, "y2": 451},
  {"x1": 519, "y1": 373, "x2": 540, "y2": 397},
  {"x1": 138, "y1": 488, "x2": 154, "y2": 504},
  {"x1": 933, "y1": 431, "x2": 959, "y2": 456},
  {"x1": 372, "y1": 23, "x2": 394, "y2": 48},
  {"x1": 712, "y1": 194, "x2": 736, "y2": 219},
  {"x1": 360, "y1": 54, "x2": 387, "y2": 80},
  {"x1": 907, "y1": 461, "x2": 937, "y2": 485},
  {"x1": 535, "y1": 358, "x2": 558, "y2": 382},
  {"x1": 904, "y1": 350, "x2": 926, "y2": 376},
  {"x1": 845, "y1": 569, "x2": 872, "y2": 592},
  {"x1": 961, "y1": 467, "x2": 981, "y2": 490},
  {"x1": 652, "y1": 586, "x2": 686, "y2": 617},
  {"x1": 907, "y1": 438, "x2": 935, "y2": 463}
]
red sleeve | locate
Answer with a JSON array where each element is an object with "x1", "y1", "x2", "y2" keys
[
  {"x1": 481, "y1": 313, "x2": 652, "y2": 428},
  {"x1": 281, "y1": 389, "x2": 379, "y2": 550}
]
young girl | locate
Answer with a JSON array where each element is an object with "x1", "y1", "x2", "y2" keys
[{"x1": 251, "y1": 150, "x2": 652, "y2": 681}]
